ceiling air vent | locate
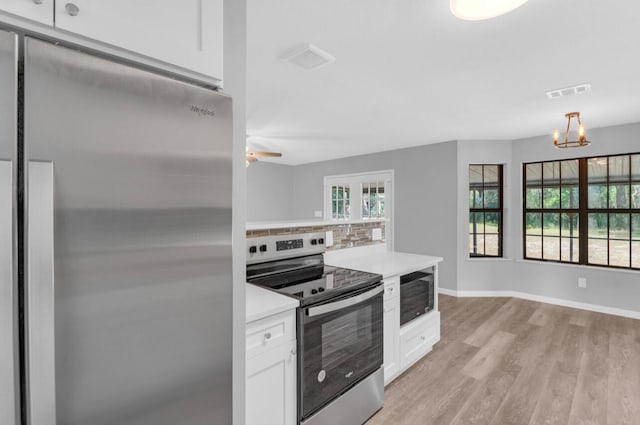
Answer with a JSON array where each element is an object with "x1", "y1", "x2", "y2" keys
[
  {"x1": 546, "y1": 83, "x2": 591, "y2": 100},
  {"x1": 282, "y1": 44, "x2": 336, "y2": 70}
]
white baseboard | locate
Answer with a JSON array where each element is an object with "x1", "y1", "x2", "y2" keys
[{"x1": 438, "y1": 288, "x2": 640, "y2": 320}]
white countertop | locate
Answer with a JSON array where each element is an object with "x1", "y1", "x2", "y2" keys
[
  {"x1": 326, "y1": 250, "x2": 443, "y2": 278},
  {"x1": 246, "y1": 283, "x2": 299, "y2": 323},
  {"x1": 247, "y1": 218, "x2": 386, "y2": 230}
]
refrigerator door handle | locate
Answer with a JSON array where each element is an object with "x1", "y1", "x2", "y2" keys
[{"x1": 26, "y1": 160, "x2": 56, "y2": 425}]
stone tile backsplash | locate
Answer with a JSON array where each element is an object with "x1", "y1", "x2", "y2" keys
[{"x1": 246, "y1": 221, "x2": 385, "y2": 251}]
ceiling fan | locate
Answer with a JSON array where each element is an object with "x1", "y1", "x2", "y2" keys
[{"x1": 246, "y1": 150, "x2": 282, "y2": 166}]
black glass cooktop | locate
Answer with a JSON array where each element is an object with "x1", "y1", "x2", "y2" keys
[{"x1": 248, "y1": 263, "x2": 382, "y2": 307}]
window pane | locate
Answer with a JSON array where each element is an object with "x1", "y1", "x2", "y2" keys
[
  {"x1": 561, "y1": 213, "x2": 579, "y2": 237},
  {"x1": 588, "y1": 239, "x2": 608, "y2": 265},
  {"x1": 526, "y1": 236, "x2": 542, "y2": 259},
  {"x1": 609, "y1": 184, "x2": 630, "y2": 209},
  {"x1": 588, "y1": 157, "x2": 608, "y2": 183},
  {"x1": 561, "y1": 238, "x2": 580, "y2": 263},
  {"x1": 485, "y1": 235, "x2": 499, "y2": 256},
  {"x1": 609, "y1": 213, "x2": 630, "y2": 240},
  {"x1": 543, "y1": 237, "x2": 560, "y2": 260},
  {"x1": 525, "y1": 213, "x2": 542, "y2": 235},
  {"x1": 484, "y1": 165, "x2": 499, "y2": 184},
  {"x1": 633, "y1": 214, "x2": 640, "y2": 240},
  {"x1": 609, "y1": 155, "x2": 630, "y2": 183},
  {"x1": 471, "y1": 189, "x2": 483, "y2": 209},
  {"x1": 561, "y1": 160, "x2": 579, "y2": 184},
  {"x1": 632, "y1": 154, "x2": 640, "y2": 180},
  {"x1": 469, "y1": 212, "x2": 484, "y2": 233},
  {"x1": 632, "y1": 184, "x2": 640, "y2": 208},
  {"x1": 633, "y1": 241, "x2": 640, "y2": 268},
  {"x1": 588, "y1": 184, "x2": 607, "y2": 209},
  {"x1": 588, "y1": 213, "x2": 608, "y2": 239},
  {"x1": 543, "y1": 162, "x2": 560, "y2": 184},
  {"x1": 484, "y1": 189, "x2": 499, "y2": 208},
  {"x1": 543, "y1": 187, "x2": 560, "y2": 209},
  {"x1": 469, "y1": 234, "x2": 484, "y2": 255},
  {"x1": 560, "y1": 186, "x2": 579, "y2": 209},
  {"x1": 526, "y1": 188, "x2": 542, "y2": 209},
  {"x1": 337, "y1": 200, "x2": 344, "y2": 217},
  {"x1": 543, "y1": 213, "x2": 559, "y2": 236},
  {"x1": 610, "y1": 240, "x2": 630, "y2": 267},
  {"x1": 469, "y1": 165, "x2": 483, "y2": 184},
  {"x1": 526, "y1": 163, "x2": 542, "y2": 183},
  {"x1": 485, "y1": 212, "x2": 500, "y2": 234}
]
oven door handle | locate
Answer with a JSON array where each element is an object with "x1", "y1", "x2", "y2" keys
[{"x1": 306, "y1": 285, "x2": 383, "y2": 317}]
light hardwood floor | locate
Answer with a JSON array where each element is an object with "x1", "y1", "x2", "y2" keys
[{"x1": 367, "y1": 295, "x2": 640, "y2": 425}]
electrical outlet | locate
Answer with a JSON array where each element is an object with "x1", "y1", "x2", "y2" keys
[
  {"x1": 325, "y1": 230, "x2": 334, "y2": 247},
  {"x1": 578, "y1": 277, "x2": 587, "y2": 288},
  {"x1": 314, "y1": 210, "x2": 322, "y2": 218}
]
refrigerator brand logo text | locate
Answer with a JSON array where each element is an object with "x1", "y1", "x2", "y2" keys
[{"x1": 190, "y1": 105, "x2": 216, "y2": 117}]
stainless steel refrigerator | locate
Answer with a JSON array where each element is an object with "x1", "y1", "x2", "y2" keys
[{"x1": 1, "y1": 28, "x2": 233, "y2": 425}]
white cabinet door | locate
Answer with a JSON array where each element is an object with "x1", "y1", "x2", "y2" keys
[
  {"x1": 0, "y1": 0, "x2": 53, "y2": 25},
  {"x1": 54, "y1": 0, "x2": 223, "y2": 80},
  {"x1": 383, "y1": 297, "x2": 400, "y2": 384},
  {"x1": 246, "y1": 340, "x2": 297, "y2": 425}
]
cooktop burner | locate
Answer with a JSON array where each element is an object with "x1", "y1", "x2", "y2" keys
[{"x1": 248, "y1": 264, "x2": 382, "y2": 306}]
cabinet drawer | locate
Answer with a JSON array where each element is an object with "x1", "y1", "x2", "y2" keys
[
  {"x1": 400, "y1": 311, "x2": 440, "y2": 370},
  {"x1": 383, "y1": 276, "x2": 399, "y2": 300},
  {"x1": 246, "y1": 310, "x2": 295, "y2": 359}
]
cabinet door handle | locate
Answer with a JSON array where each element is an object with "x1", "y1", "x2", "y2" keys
[
  {"x1": 420, "y1": 335, "x2": 426, "y2": 341},
  {"x1": 33, "y1": 0, "x2": 44, "y2": 5},
  {"x1": 290, "y1": 349, "x2": 296, "y2": 356},
  {"x1": 65, "y1": 3, "x2": 80, "y2": 16},
  {"x1": 264, "y1": 332, "x2": 272, "y2": 341}
]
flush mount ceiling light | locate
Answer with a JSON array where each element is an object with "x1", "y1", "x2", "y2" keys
[
  {"x1": 553, "y1": 112, "x2": 591, "y2": 149},
  {"x1": 450, "y1": 0, "x2": 529, "y2": 20}
]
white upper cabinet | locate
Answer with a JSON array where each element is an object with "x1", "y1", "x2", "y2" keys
[
  {"x1": 54, "y1": 0, "x2": 223, "y2": 81},
  {"x1": 0, "y1": 0, "x2": 54, "y2": 25}
]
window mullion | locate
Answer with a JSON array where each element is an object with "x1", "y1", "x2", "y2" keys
[{"x1": 579, "y1": 158, "x2": 588, "y2": 265}]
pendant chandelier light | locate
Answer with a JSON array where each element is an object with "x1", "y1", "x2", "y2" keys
[
  {"x1": 450, "y1": 0, "x2": 529, "y2": 21},
  {"x1": 553, "y1": 112, "x2": 591, "y2": 148}
]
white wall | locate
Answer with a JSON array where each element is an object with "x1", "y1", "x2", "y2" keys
[
  {"x1": 223, "y1": 0, "x2": 247, "y2": 423},
  {"x1": 246, "y1": 162, "x2": 294, "y2": 221}
]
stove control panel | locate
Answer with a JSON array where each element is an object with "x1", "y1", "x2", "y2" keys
[{"x1": 247, "y1": 232, "x2": 326, "y2": 264}]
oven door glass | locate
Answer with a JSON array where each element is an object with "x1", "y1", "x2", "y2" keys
[
  {"x1": 300, "y1": 284, "x2": 383, "y2": 419},
  {"x1": 400, "y1": 271, "x2": 434, "y2": 326}
]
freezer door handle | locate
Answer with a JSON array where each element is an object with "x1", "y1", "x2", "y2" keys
[
  {"x1": 0, "y1": 160, "x2": 17, "y2": 425},
  {"x1": 26, "y1": 161, "x2": 56, "y2": 425}
]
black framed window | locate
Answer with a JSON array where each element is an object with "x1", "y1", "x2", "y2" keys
[
  {"x1": 523, "y1": 153, "x2": 640, "y2": 270},
  {"x1": 469, "y1": 164, "x2": 503, "y2": 257}
]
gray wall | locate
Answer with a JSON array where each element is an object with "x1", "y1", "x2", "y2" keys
[
  {"x1": 246, "y1": 162, "x2": 294, "y2": 221},
  {"x1": 455, "y1": 122, "x2": 640, "y2": 313},
  {"x1": 504, "y1": 122, "x2": 640, "y2": 312},
  {"x1": 289, "y1": 142, "x2": 459, "y2": 291},
  {"x1": 246, "y1": 121, "x2": 640, "y2": 313}
]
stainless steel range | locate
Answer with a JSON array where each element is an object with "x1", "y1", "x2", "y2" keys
[{"x1": 247, "y1": 232, "x2": 384, "y2": 425}]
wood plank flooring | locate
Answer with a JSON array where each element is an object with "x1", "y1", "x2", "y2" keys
[{"x1": 367, "y1": 295, "x2": 640, "y2": 425}]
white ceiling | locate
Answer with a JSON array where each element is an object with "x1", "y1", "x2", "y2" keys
[{"x1": 247, "y1": 0, "x2": 640, "y2": 165}]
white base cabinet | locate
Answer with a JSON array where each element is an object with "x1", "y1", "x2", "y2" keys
[
  {"x1": 399, "y1": 311, "x2": 440, "y2": 370},
  {"x1": 382, "y1": 265, "x2": 441, "y2": 385},
  {"x1": 246, "y1": 309, "x2": 297, "y2": 425},
  {"x1": 382, "y1": 277, "x2": 400, "y2": 384}
]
